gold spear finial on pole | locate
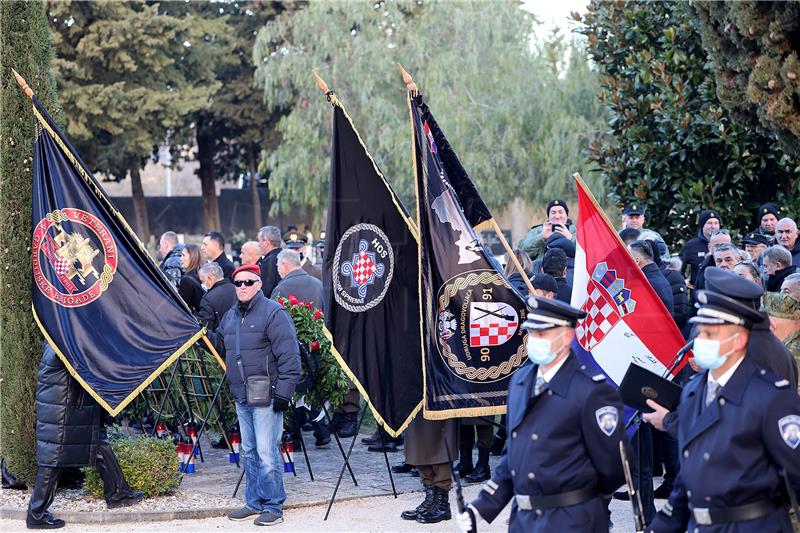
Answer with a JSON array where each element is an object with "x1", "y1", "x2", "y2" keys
[
  {"x1": 12, "y1": 69, "x2": 34, "y2": 98},
  {"x1": 396, "y1": 63, "x2": 417, "y2": 93},
  {"x1": 312, "y1": 70, "x2": 329, "y2": 94}
]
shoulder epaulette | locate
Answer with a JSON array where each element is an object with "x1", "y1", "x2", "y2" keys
[
  {"x1": 592, "y1": 374, "x2": 605, "y2": 382},
  {"x1": 774, "y1": 379, "x2": 790, "y2": 389}
]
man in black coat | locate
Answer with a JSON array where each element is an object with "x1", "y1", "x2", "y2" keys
[
  {"x1": 197, "y1": 262, "x2": 237, "y2": 330},
  {"x1": 201, "y1": 231, "x2": 235, "y2": 280},
  {"x1": 542, "y1": 248, "x2": 572, "y2": 304},
  {"x1": 679, "y1": 209, "x2": 721, "y2": 289},
  {"x1": 157, "y1": 231, "x2": 184, "y2": 287},
  {"x1": 271, "y1": 250, "x2": 323, "y2": 311},
  {"x1": 257, "y1": 225, "x2": 283, "y2": 297},
  {"x1": 631, "y1": 240, "x2": 674, "y2": 313},
  {"x1": 27, "y1": 346, "x2": 142, "y2": 529},
  {"x1": 763, "y1": 245, "x2": 798, "y2": 293}
]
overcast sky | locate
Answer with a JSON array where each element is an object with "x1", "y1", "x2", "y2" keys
[{"x1": 523, "y1": 0, "x2": 589, "y2": 40}]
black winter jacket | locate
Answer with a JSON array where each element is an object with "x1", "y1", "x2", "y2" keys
[
  {"x1": 660, "y1": 264, "x2": 689, "y2": 334},
  {"x1": 159, "y1": 244, "x2": 184, "y2": 287},
  {"x1": 258, "y1": 248, "x2": 281, "y2": 298},
  {"x1": 642, "y1": 262, "x2": 674, "y2": 314},
  {"x1": 178, "y1": 269, "x2": 203, "y2": 313},
  {"x1": 35, "y1": 346, "x2": 102, "y2": 468},
  {"x1": 197, "y1": 278, "x2": 237, "y2": 331},
  {"x1": 678, "y1": 231, "x2": 709, "y2": 287},
  {"x1": 210, "y1": 292, "x2": 301, "y2": 403}
]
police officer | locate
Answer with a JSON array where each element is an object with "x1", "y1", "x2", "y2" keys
[
  {"x1": 456, "y1": 297, "x2": 626, "y2": 532},
  {"x1": 283, "y1": 230, "x2": 321, "y2": 280},
  {"x1": 644, "y1": 270, "x2": 800, "y2": 532},
  {"x1": 742, "y1": 231, "x2": 774, "y2": 264}
]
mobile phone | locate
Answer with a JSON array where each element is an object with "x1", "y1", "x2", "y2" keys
[{"x1": 551, "y1": 223, "x2": 563, "y2": 231}]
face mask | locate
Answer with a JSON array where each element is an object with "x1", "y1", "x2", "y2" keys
[
  {"x1": 693, "y1": 334, "x2": 738, "y2": 370},
  {"x1": 526, "y1": 331, "x2": 566, "y2": 366},
  {"x1": 201, "y1": 283, "x2": 209, "y2": 292}
]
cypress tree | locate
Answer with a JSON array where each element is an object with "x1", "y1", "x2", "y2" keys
[{"x1": 0, "y1": 0, "x2": 60, "y2": 483}]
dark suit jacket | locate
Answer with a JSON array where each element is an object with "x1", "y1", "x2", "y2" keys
[
  {"x1": 642, "y1": 262, "x2": 674, "y2": 314},
  {"x1": 197, "y1": 278, "x2": 237, "y2": 331},
  {"x1": 554, "y1": 276, "x2": 572, "y2": 303},
  {"x1": 271, "y1": 268, "x2": 324, "y2": 311},
  {"x1": 212, "y1": 252, "x2": 235, "y2": 281},
  {"x1": 258, "y1": 248, "x2": 281, "y2": 297}
]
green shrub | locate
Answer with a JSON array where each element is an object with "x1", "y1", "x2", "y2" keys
[{"x1": 83, "y1": 436, "x2": 178, "y2": 499}]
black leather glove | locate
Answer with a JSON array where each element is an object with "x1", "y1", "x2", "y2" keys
[{"x1": 272, "y1": 395, "x2": 290, "y2": 413}]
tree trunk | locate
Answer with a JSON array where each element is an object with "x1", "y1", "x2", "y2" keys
[
  {"x1": 129, "y1": 166, "x2": 151, "y2": 242},
  {"x1": 196, "y1": 123, "x2": 221, "y2": 232},
  {"x1": 248, "y1": 144, "x2": 262, "y2": 234}
]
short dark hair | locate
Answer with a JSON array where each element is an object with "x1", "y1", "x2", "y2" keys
[
  {"x1": 204, "y1": 231, "x2": 225, "y2": 249},
  {"x1": 542, "y1": 248, "x2": 567, "y2": 277},
  {"x1": 629, "y1": 240, "x2": 654, "y2": 262},
  {"x1": 618, "y1": 228, "x2": 641, "y2": 245}
]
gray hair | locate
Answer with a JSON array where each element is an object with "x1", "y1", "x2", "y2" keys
[
  {"x1": 710, "y1": 228, "x2": 730, "y2": 237},
  {"x1": 713, "y1": 243, "x2": 740, "y2": 258},
  {"x1": 763, "y1": 245, "x2": 792, "y2": 267},
  {"x1": 160, "y1": 231, "x2": 179, "y2": 246},
  {"x1": 667, "y1": 256, "x2": 682, "y2": 272},
  {"x1": 198, "y1": 261, "x2": 223, "y2": 281},
  {"x1": 277, "y1": 249, "x2": 302, "y2": 269},
  {"x1": 258, "y1": 226, "x2": 282, "y2": 247},
  {"x1": 784, "y1": 273, "x2": 800, "y2": 289}
]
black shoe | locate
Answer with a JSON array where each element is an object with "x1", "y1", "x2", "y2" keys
[
  {"x1": 410, "y1": 467, "x2": 419, "y2": 477},
  {"x1": 490, "y1": 435, "x2": 506, "y2": 456},
  {"x1": 416, "y1": 487, "x2": 451, "y2": 524},
  {"x1": 106, "y1": 490, "x2": 144, "y2": 509},
  {"x1": 613, "y1": 490, "x2": 630, "y2": 501},
  {"x1": 315, "y1": 435, "x2": 331, "y2": 447},
  {"x1": 368, "y1": 441, "x2": 398, "y2": 452},
  {"x1": 336, "y1": 413, "x2": 358, "y2": 438},
  {"x1": 653, "y1": 482, "x2": 673, "y2": 499},
  {"x1": 391, "y1": 462, "x2": 414, "y2": 474},
  {"x1": 26, "y1": 510, "x2": 65, "y2": 529},
  {"x1": 464, "y1": 464, "x2": 490, "y2": 483},
  {"x1": 453, "y1": 461, "x2": 473, "y2": 478},
  {"x1": 301, "y1": 422, "x2": 314, "y2": 432},
  {"x1": 361, "y1": 430, "x2": 381, "y2": 445},
  {"x1": 400, "y1": 486, "x2": 434, "y2": 520}
]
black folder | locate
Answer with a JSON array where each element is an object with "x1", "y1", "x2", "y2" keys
[{"x1": 618, "y1": 363, "x2": 683, "y2": 412}]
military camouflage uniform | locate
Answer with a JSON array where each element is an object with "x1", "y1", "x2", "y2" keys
[
  {"x1": 517, "y1": 223, "x2": 576, "y2": 262},
  {"x1": 763, "y1": 293, "x2": 800, "y2": 392}
]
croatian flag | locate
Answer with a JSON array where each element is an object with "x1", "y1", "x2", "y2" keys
[{"x1": 571, "y1": 175, "x2": 686, "y2": 397}]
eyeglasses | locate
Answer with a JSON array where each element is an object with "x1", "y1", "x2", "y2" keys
[{"x1": 234, "y1": 279, "x2": 259, "y2": 287}]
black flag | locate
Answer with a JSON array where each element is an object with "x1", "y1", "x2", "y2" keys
[
  {"x1": 323, "y1": 94, "x2": 422, "y2": 436},
  {"x1": 30, "y1": 96, "x2": 206, "y2": 416},
  {"x1": 410, "y1": 92, "x2": 528, "y2": 419}
]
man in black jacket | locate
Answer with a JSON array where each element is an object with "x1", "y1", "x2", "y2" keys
[
  {"x1": 201, "y1": 231, "x2": 235, "y2": 280},
  {"x1": 197, "y1": 262, "x2": 237, "y2": 330},
  {"x1": 158, "y1": 231, "x2": 184, "y2": 287},
  {"x1": 257, "y1": 225, "x2": 283, "y2": 297},
  {"x1": 679, "y1": 209, "x2": 721, "y2": 289},
  {"x1": 27, "y1": 346, "x2": 142, "y2": 529},
  {"x1": 542, "y1": 248, "x2": 572, "y2": 303},
  {"x1": 208, "y1": 264, "x2": 301, "y2": 527},
  {"x1": 763, "y1": 245, "x2": 798, "y2": 293}
]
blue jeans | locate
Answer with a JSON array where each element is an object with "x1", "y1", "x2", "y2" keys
[{"x1": 235, "y1": 401, "x2": 285, "y2": 515}]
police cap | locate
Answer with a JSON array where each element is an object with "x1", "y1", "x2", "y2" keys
[
  {"x1": 522, "y1": 296, "x2": 586, "y2": 330},
  {"x1": 283, "y1": 231, "x2": 307, "y2": 249},
  {"x1": 742, "y1": 232, "x2": 773, "y2": 247},
  {"x1": 623, "y1": 203, "x2": 645, "y2": 216},
  {"x1": 704, "y1": 267, "x2": 763, "y2": 310}
]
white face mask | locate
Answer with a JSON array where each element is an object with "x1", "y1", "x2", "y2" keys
[
  {"x1": 693, "y1": 333, "x2": 738, "y2": 370},
  {"x1": 526, "y1": 331, "x2": 567, "y2": 366}
]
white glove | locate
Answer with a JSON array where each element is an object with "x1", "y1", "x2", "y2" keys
[{"x1": 456, "y1": 505, "x2": 479, "y2": 533}]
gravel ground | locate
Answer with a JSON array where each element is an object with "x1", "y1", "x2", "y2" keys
[{"x1": 3, "y1": 484, "x2": 638, "y2": 532}]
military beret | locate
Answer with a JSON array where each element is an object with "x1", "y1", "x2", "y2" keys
[
  {"x1": 233, "y1": 264, "x2": 261, "y2": 279},
  {"x1": 742, "y1": 232, "x2": 774, "y2": 247},
  {"x1": 523, "y1": 296, "x2": 586, "y2": 330},
  {"x1": 283, "y1": 231, "x2": 308, "y2": 249},
  {"x1": 546, "y1": 199, "x2": 569, "y2": 216},
  {"x1": 703, "y1": 267, "x2": 764, "y2": 310},
  {"x1": 623, "y1": 203, "x2": 645, "y2": 216},
  {"x1": 762, "y1": 292, "x2": 800, "y2": 320}
]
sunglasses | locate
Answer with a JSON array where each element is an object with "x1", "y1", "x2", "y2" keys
[{"x1": 234, "y1": 279, "x2": 259, "y2": 287}]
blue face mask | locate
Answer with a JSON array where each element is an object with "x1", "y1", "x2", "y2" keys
[
  {"x1": 526, "y1": 331, "x2": 566, "y2": 366},
  {"x1": 693, "y1": 334, "x2": 738, "y2": 370}
]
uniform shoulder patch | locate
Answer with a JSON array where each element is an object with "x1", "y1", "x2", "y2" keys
[
  {"x1": 595, "y1": 406, "x2": 618, "y2": 436},
  {"x1": 592, "y1": 374, "x2": 606, "y2": 382},
  {"x1": 778, "y1": 415, "x2": 800, "y2": 449},
  {"x1": 775, "y1": 379, "x2": 790, "y2": 388}
]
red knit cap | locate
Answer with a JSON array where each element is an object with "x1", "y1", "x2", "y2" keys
[{"x1": 232, "y1": 264, "x2": 260, "y2": 279}]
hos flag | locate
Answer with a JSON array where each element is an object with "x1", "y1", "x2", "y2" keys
[
  {"x1": 28, "y1": 92, "x2": 205, "y2": 416},
  {"x1": 322, "y1": 89, "x2": 423, "y2": 437},
  {"x1": 409, "y1": 91, "x2": 528, "y2": 419}
]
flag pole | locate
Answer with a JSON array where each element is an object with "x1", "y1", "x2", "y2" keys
[
  {"x1": 398, "y1": 63, "x2": 536, "y2": 297},
  {"x1": 12, "y1": 69, "x2": 35, "y2": 99},
  {"x1": 573, "y1": 172, "x2": 631, "y2": 251}
]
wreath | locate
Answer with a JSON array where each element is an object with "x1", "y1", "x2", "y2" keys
[{"x1": 278, "y1": 294, "x2": 349, "y2": 411}]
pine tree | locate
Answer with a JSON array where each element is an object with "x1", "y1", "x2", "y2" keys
[{"x1": 0, "y1": 0, "x2": 61, "y2": 484}]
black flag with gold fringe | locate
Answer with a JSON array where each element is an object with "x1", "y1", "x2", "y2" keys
[
  {"x1": 322, "y1": 90, "x2": 423, "y2": 437},
  {"x1": 410, "y1": 91, "x2": 528, "y2": 419},
  {"x1": 29, "y1": 94, "x2": 205, "y2": 416}
]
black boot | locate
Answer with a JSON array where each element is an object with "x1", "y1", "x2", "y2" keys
[
  {"x1": 361, "y1": 430, "x2": 382, "y2": 444},
  {"x1": 96, "y1": 440, "x2": 144, "y2": 509},
  {"x1": 367, "y1": 439, "x2": 398, "y2": 452},
  {"x1": 2, "y1": 458, "x2": 27, "y2": 490},
  {"x1": 416, "y1": 486, "x2": 451, "y2": 523},
  {"x1": 391, "y1": 462, "x2": 414, "y2": 474},
  {"x1": 27, "y1": 467, "x2": 64, "y2": 529},
  {"x1": 313, "y1": 420, "x2": 331, "y2": 447},
  {"x1": 400, "y1": 486, "x2": 434, "y2": 520},
  {"x1": 453, "y1": 443, "x2": 474, "y2": 478},
  {"x1": 464, "y1": 448, "x2": 491, "y2": 483},
  {"x1": 336, "y1": 412, "x2": 358, "y2": 438},
  {"x1": 106, "y1": 491, "x2": 144, "y2": 509},
  {"x1": 490, "y1": 433, "x2": 506, "y2": 456}
]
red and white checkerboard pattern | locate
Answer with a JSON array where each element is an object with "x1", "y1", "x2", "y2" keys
[
  {"x1": 53, "y1": 256, "x2": 71, "y2": 276},
  {"x1": 576, "y1": 284, "x2": 621, "y2": 351},
  {"x1": 470, "y1": 322, "x2": 518, "y2": 347},
  {"x1": 352, "y1": 252, "x2": 376, "y2": 285}
]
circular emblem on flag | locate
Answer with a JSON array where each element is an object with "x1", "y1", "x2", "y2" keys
[
  {"x1": 435, "y1": 270, "x2": 527, "y2": 383},
  {"x1": 31, "y1": 208, "x2": 118, "y2": 308},
  {"x1": 332, "y1": 223, "x2": 394, "y2": 313}
]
